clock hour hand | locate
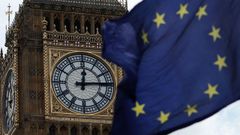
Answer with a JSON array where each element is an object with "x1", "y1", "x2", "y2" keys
[
  {"x1": 75, "y1": 81, "x2": 82, "y2": 86},
  {"x1": 77, "y1": 68, "x2": 87, "y2": 91}
]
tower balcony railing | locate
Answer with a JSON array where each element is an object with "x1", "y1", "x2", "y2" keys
[{"x1": 43, "y1": 29, "x2": 103, "y2": 49}]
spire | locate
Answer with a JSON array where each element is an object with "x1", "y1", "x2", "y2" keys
[
  {"x1": 125, "y1": 0, "x2": 128, "y2": 10},
  {"x1": 0, "y1": 48, "x2": 3, "y2": 58},
  {"x1": 0, "y1": 48, "x2": 3, "y2": 69},
  {"x1": 5, "y1": 3, "x2": 12, "y2": 28}
]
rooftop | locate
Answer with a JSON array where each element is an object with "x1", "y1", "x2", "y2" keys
[{"x1": 28, "y1": 0, "x2": 127, "y2": 10}]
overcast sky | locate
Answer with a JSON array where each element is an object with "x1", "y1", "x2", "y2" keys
[{"x1": 0, "y1": 0, "x2": 240, "y2": 134}]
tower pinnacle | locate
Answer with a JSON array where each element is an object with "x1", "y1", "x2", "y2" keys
[
  {"x1": 5, "y1": 3, "x2": 12, "y2": 28},
  {"x1": 0, "y1": 48, "x2": 3, "y2": 58}
]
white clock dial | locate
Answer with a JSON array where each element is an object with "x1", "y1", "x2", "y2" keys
[
  {"x1": 3, "y1": 70, "x2": 16, "y2": 133},
  {"x1": 52, "y1": 53, "x2": 115, "y2": 114}
]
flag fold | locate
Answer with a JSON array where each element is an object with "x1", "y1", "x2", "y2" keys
[{"x1": 102, "y1": 0, "x2": 240, "y2": 134}]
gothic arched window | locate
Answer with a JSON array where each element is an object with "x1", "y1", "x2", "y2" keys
[
  {"x1": 64, "y1": 18, "x2": 71, "y2": 32},
  {"x1": 49, "y1": 125, "x2": 56, "y2": 135},
  {"x1": 54, "y1": 17, "x2": 60, "y2": 31},
  {"x1": 92, "y1": 127, "x2": 100, "y2": 135},
  {"x1": 74, "y1": 19, "x2": 81, "y2": 33},
  {"x1": 85, "y1": 20, "x2": 91, "y2": 34},
  {"x1": 95, "y1": 21, "x2": 101, "y2": 34},
  {"x1": 71, "y1": 126, "x2": 77, "y2": 135},
  {"x1": 103, "y1": 127, "x2": 110, "y2": 135},
  {"x1": 82, "y1": 127, "x2": 89, "y2": 135},
  {"x1": 60, "y1": 126, "x2": 67, "y2": 135},
  {"x1": 45, "y1": 16, "x2": 50, "y2": 31}
]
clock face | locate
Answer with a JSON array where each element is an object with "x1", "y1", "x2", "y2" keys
[
  {"x1": 3, "y1": 70, "x2": 16, "y2": 132},
  {"x1": 51, "y1": 53, "x2": 115, "y2": 114}
]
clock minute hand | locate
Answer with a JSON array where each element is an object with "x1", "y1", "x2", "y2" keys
[
  {"x1": 84, "y1": 82, "x2": 114, "y2": 86},
  {"x1": 75, "y1": 82, "x2": 113, "y2": 86}
]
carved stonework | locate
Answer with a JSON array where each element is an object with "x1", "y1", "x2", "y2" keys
[
  {"x1": 12, "y1": 29, "x2": 20, "y2": 129},
  {"x1": 45, "y1": 32, "x2": 103, "y2": 49},
  {"x1": 50, "y1": 50, "x2": 70, "y2": 66},
  {"x1": 43, "y1": 44, "x2": 50, "y2": 116},
  {"x1": 52, "y1": 100, "x2": 63, "y2": 112},
  {"x1": 117, "y1": 67, "x2": 124, "y2": 83},
  {"x1": 107, "y1": 107, "x2": 114, "y2": 116}
]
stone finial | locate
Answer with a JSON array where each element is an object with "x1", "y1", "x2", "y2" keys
[
  {"x1": 85, "y1": 27, "x2": 90, "y2": 34},
  {"x1": 75, "y1": 26, "x2": 78, "y2": 32},
  {"x1": 53, "y1": 24, "x2": 56, "y2": 30},
  {"x1": 96, "y1": 28, "x2": 100, "y2": 34},
  {"x1": 42, "y1": 17, "x2": 48, "y2": 31},
  {"x1": 64, "y1": 25, "x2": 67, "y2": 32}
]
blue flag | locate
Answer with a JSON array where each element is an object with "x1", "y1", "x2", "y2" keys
[{"x1": 102, "y1": 0, "x2": 240, "y2": 134}]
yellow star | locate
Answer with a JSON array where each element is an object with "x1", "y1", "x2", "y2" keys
[
  {"x1": 176, "y1": 3, "x2": 189, "y2": 19},
  {"x1": 157, "y1": 111, "x2": 170, "y2": 124},
  {"x1": 132, "y1": 101, "x2": 145, "y2": 117},
  {"x1": 153, "y1": 12, "x2": 166, "y2": 28},
  {"x1": 214, "y1": 55, "x2": 227, "y2": 71},
  {"x1": 185, "y1": 105, "x2": 198, "y2": 117},
  {"x1": 196, "y1": 5, "x2": 208, "y2": 20},
  {"x1": 142, "y1": 30, "x2": 149, "y2": 45},
  {"x1": 209, "y1": 26, "x2": 221, "y2": 42},
  {"x1": 204, "y1": 83, "x2": 219, "y2": 99}
]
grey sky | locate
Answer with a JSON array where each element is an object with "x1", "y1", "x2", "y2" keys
[{"x1": 0, "y1": 0, "x2": 240, "y2": 134}]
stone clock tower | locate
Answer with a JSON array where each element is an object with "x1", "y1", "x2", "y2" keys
[{"x1": 0, "y1": 0, "x2": 127, "y2": 135}]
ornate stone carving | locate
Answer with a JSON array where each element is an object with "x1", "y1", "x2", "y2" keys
[
  {"x1": 50, "y1": 50, "x2": 69, "y2": 67},
  {"x1": 13, "y1": 28, "x2": 20, "y2": 127},
  {"x1": 45, "y1": 31, "x2": 103, "y2": 49},
  {"x1": 117, "y1": 67, "x2": 123, "y2": 83},
  {"x1": 53, "y1": 101, "x2": 63, "y2": 112},
  {"x1": 43, "y1": 45, "x2": 50, "y2": 116}
]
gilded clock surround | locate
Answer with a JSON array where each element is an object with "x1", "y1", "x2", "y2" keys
[
  {"x1": 50, "y1": 52, "x2": 117, "y2": 115},
  {"x1": 44, "y1": 48, "x2": 118, "y2": 118}
]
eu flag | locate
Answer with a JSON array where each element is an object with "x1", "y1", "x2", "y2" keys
[{"x1": 102, "y1": 0, "x2": 240, "y2": 134}]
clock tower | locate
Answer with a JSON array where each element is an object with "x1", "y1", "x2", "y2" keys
[{"x1": 0, "y1": 0, "x2": 127, "y2": 135}]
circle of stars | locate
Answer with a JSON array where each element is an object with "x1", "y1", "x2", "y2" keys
[{"x1": 136, "y1": 2, "x2": 228, "y2": 126}]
